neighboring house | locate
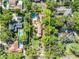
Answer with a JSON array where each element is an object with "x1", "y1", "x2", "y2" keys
[
  {"x1": 32, "y1": 0, "x2": 45, "y2": 3},
  {"x1": 8, "y1": 0, "x2": 17, "y2": 9},
  {"x1": 9, "y1": 16, "x2": 23, "y2": 32},
  {"x1": 54, "y1": 0, "x2": 74, "y2": 3},
  {"x1": 54, "y1": 6, "x2": 72, "y2": 17},
  {"x1": 58, "y1": 31, "x2": 74, "y2": 44},
  {"x1": 8, "y1": 0, "x2": 23, "y2": 10},
  {"x1": 33, "y1": 0, "x2": 40, "y2": 2},
  {"x1": 0, "y1": 0, "x2": 9, "y2": 9}
]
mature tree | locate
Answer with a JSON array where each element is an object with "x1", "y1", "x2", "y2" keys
[
  {"x1": 66, "y1": 12, "x2": 79, "y2": 31},
  {"x1": 32, "y1": 3, "x2": 44, "y2": 13},
  {"x1": 14, "y1": 8, "x2": 20, "y2": 13},
  {"x1": 52, "y1": 16, "x2": 65, "y2": 28},
  {"x1": 0, "y1": 24, "x2": 12, "y2": 41},
  {"x1": 46, "y1": 0, "x2": 56, "y2": 10},
  {"x1": 71, "y1": 43, "x2": 79, "y2": 56},
  {"x1": 71, "y1": 0, "x2": 79, "y2": 12},
  {"x1": 0, "y1": 0, "x2": 2, "y2": 2},
  {"x1": 74, "y1": 32, "x2": 79, "y2": 43},
  {"x1": 0, "y1": 10, "x2": 12, "y2": 22},
  {"x1": 50, "y1": 26, "x2": 58, "y2": 35},
  {"x1": 42, "y1": 9, "x2": 51, "y2": 26},
  {"x1": 0, "y1": 9, "x2": 12, "y2": 41},
  {"x1": 24, "y1": 0, "x2": 32, "y2": 11},
  {"x1": 42, "y1": 35, "x2": 50, "y2": 46}
]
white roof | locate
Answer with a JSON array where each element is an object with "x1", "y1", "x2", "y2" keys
[
  {"x1": 56, "y1": 7, "x2": 66, "y2": 11},
  {"x1": 56, "y1": 7, "x2": 72, "y2": 16},
  {"x1": 64, "y1": 9, "x2": 72, "y2": 16}
]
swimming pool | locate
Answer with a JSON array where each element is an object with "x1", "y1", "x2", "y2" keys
[
  {"x1": 18, "y1": 29, "x2": 23, "y2": 48},
  {"x1": 18, "y1": 29, "x2": 23, "y2": 36},
  {"x1": 31, "y1": 12, "x2": 38, "y2": 21}
]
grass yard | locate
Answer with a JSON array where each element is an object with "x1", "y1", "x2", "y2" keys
[
  {"x1": 0, "y1": 53, "x2": 21, "y2": 59},
  {"x1": 31, "y1": 39, "x2": 39, "y2": 49},
  {"x1": 65, "y1": 44, "x2": 72, "y2": 55}
]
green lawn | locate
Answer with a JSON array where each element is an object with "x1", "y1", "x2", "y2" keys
[
  {"x1": 65, "y1": 44, "x2": 72, "y2": 55},
  {"x1": 31, "y1": 39, "x2": 39, "y2": 49},
  {"x1": 0, "y1": 53, "x2": 21, "y2": 59}
]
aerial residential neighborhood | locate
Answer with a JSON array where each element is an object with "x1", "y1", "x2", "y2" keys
[{"x1": 0, "y1": 0, "x2": 79, "y2": 59}]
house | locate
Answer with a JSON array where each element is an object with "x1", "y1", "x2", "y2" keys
[
  {"x1": 8, "y1": 0, "x2": 23, "y2": 10},
  {"x1": 58, "y1": 31, "x2": 74, "y2": 44},
  {"x1": 0, "y1": 0, "x2": 9, "y2": 9},
  {"x1": 54, "y1": 6, "x2": 72, "y2": 17},
  {"x1": 9, "y1": 16, "x2": 23, "y2": 32},
  {"x1": 54, "y1": 0, "x2": 74, "y2": 3}
]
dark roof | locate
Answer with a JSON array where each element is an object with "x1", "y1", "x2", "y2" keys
[
  {"x1": 17, "y1": 16, "x2": 23, "y2": 22},
  {"x1": 9, "y1": 16, "x2": 23, "y2": 32}
]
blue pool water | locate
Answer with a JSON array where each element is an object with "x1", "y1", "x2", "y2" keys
[
  {"x1": 18, "y1": 30, "x2": 23, "y2": 36},
  {"x1": 18, "y1": 30, "x2": 23, "y2": 48},
  {"x1": 19, "y1": 40, "x2": 23, "y2": 48},
  {"x1": 31, "y1": 12, "x2": 36, "y2": 18}
]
